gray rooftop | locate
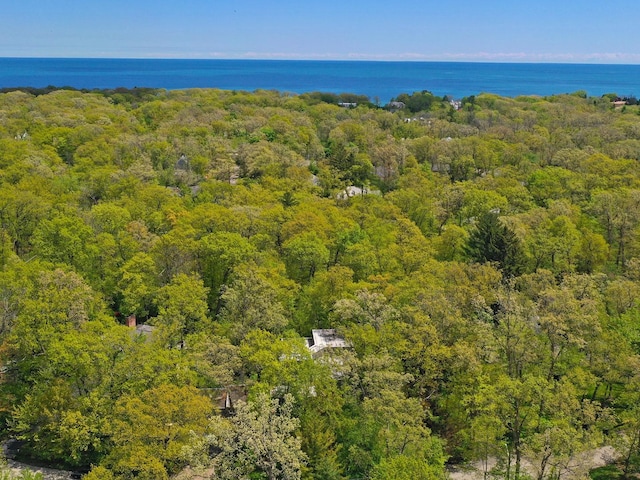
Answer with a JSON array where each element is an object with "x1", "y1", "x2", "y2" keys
[{"x1": 305, "y1": 329, "x2": 349, "y2": 355}]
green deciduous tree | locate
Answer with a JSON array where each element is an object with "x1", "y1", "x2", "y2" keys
[
  {"x1": 116, "y1": 252, "x2": 158, "y2": 319},
  {"x1": 153, "y1": 273, "x2": 209, "y2": 347},
  {"x1": 197, "y1": 231, "x2": 257, "y2": 310},
  {"x1": 218, "y1": 263, "x2": 289, "y2": 343},
  {"x1": 11, "y1": 379, "x2": 110, "y2": 467},
  {"x1": 7, "y1": 268, "x2": 99, "y2": 360},
  {"x1": 211, "y1": 393, "x2": 306, "y2": 480},
  {"x1": 31, "y1": 211, "x2": 97, "y2": 274},
  {"x1": 282, "y1": 232, "x2": 330, "y2": 284},
  {"x1": 105, "y1": 384, "x2": 212, "y2": 479},
  {"x1": 369, "y1": 454, "x2": 444, "y2": 480}
]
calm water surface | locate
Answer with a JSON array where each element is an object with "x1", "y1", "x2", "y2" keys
[{"x1": 1, "y1": 58, "x2": 639, "y2": 101}]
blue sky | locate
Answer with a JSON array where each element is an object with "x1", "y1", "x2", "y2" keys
[{"x1": 2, "y1": 0, "x2": 639, "y2": 63}]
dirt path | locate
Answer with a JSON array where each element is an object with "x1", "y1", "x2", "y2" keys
[
  {"x1": 2, "y1": 441, "x2": 78, "y2": 480},
  {"x1": 447, "y1": 446, "x2": 617, "y2": 480},
  {"x1": 4, "y1": 458, "x2": 77, "y2": 480}
]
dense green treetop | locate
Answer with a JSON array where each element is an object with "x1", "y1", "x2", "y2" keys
[{"x1": 1, "y1": 87, "x2": 640, "y2": 478}]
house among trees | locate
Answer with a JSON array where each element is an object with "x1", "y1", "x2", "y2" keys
[
  {"x1": 126, "y1": 314, "x2": 155, "y2": 337},
  {"x1": 387, "y1": 101, "x2": 405, "y2": 111},
  {"x1": 305, "y1": 329, "x2": 349, "y2": 358},
  {"x1": 211, "y1": 386, "x2": 248, "y2": 415},
  {"x1": 175, "y1": 153, "x2": 189, "y2": 170},
  {"x1": 337, "y1": 185, "x2": 381, "y2": 199}
]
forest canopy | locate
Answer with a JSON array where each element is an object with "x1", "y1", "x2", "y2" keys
[{"x1": 1, "y1": 86, "x2": 640, "y2": 479}]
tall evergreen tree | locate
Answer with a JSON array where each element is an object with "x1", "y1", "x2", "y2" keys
[{"x1": 466, "y1": 212, "x2": 525, "y2": 277}]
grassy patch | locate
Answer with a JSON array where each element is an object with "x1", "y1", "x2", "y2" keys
[{"x1": 590, "y1": 464, "x2": 623, "y2": 480}]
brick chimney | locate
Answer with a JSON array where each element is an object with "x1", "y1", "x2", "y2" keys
[{"x1": 126, "y1": 314, "x2": 137, "y2": 328}]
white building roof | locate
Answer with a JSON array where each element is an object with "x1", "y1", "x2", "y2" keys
[{"x1": 305, "y1": 329, "x2": 349, "y2": 355}]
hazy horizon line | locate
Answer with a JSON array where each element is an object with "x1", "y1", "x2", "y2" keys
[{"x1": 2, "y1": 51, "x2": 640, "y2": 65}]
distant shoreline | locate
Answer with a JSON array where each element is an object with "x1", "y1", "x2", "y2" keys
[{"x1": 1, "y1": 58, "x2": 639, "y2": 100}]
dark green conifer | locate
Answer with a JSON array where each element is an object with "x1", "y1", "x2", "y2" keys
[{"x1": 466, "y1": 212, "x2": 526, "y2": 277}]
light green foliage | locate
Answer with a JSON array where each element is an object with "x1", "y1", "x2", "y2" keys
[
  {"x1": 369, "y1": 454, "x2": 444, "y2": 480},
  {"x1": 186, "y1": 333, "x2": 242, "y2": 387},
  {"x1": 333, "y1": 289, "x2": 399, "y2": 332},
  {"x1": 90, "y1": 202, "x2": 132, "y2": 235},
  {"x1": 11, "y1": 379, "x2": 109, "y2": 467},
  {"x1": 433, "y1": 224, "x2": 468, "y2": 261},
  {"x1": 7, "y1": 319, "x2": 198, "y2": 467},
  {"x1": 150, "y1": 227, "x2": 196, "y2": 284},
  {"x1": 239, "y1": 330, "x2": 315, "y2": 394},
  {"x1": 0, "y1": 466, "x2": 44, "y2": 480},
  {"x1": 295, "y1": 265, "x2": 358, "y2": 332},
  {"x1": 0, "y1": 260, "x2": 37, "y2": 339},
  {"x1": 578, "y1": 230, "x2": 609, "y2": 273},
  {"x1": 339, "y1": 385, "x2": 445, "y2": 478},
  {"x1": 31, "y1": 211, "x2": 97, "y2": 273},
  {"x1": 106, "y1": 384, "x2": 212, "y2": 478},
  {"x1": 116, "y1": 252, "x2": 158, "y2": 318},
  {"x1": 7, "y1": 268, "x2": 99, "y2": 358},
  {"x1": 282, "y1": 232, "x2": 330, "y2": 283},
  {"x1": 3, "y1": 87, "x2": 640, "y2": 478},
  {"x1": 459, "y1": 187, "x2": 509, "y2": 223},
  {"x1": 0, "y1": 186, "x2": 50, "y2": 256},
  {"x1": 341, "y1": 351, "x2": 413, "y2": 401},
  {"x1": 153, "y1": 273, "x2": 210, "y2": 346},
  {"x1": 591, "y1": 188, "x2": 640, "y2": 268},
  {"x1": 362, "y1": 390, "x2": 437, "y2": 459},
  {"x1": 197, "y1": 231, "x2": 257, "y2": 308},
  {"x1": 83, "y1": 465, "x2": 115, "y2": 480},
  {"x1": 212, "y1": 393, "x2": 306, "y2": 480},
  {"x1": 218, "y1": 263, "x2": 289, "y2": 343}
]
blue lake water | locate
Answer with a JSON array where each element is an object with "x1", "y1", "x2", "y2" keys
[{"x1": 1, "y1": 58, "x2": 639, "y2": 102}]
